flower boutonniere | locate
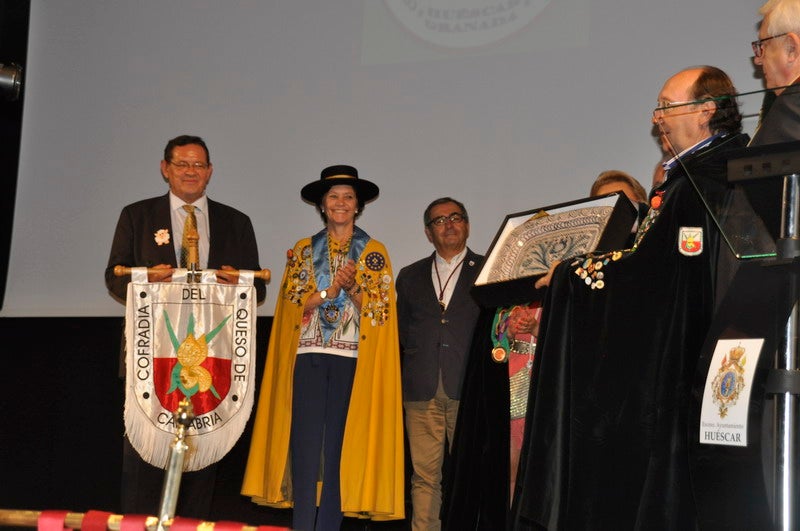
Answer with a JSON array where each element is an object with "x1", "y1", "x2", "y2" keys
[{"x1": 154, "y1": 228, "x2": 170, "y2": 246}]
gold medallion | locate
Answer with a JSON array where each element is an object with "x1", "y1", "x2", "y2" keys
[
  {"x1": 491, "y1": 346, "x2": 508, "y2": 363},
  {"x1": 323, "y1": 302, "x2": 340, "y2": 324}
]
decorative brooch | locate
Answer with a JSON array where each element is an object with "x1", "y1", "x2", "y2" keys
[
  {"x1": 650, "y1": 189, "x2": 664, "y2": 209},
  {"x1": 572, "y1": 251, "x2": 623, "y2": 290},
  {"x1": 154, "y1": 229, "x2": 170, "y2": 246}
]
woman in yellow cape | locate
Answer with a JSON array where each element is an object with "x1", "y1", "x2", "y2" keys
[{"x1": 241, "y1": 165, "x2": 404, "y2": 529}]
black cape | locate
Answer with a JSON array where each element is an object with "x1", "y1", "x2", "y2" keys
[
  {"x1": 443, "y1": 306, "x2": 515, "y2": 530},
  {"x1": 489, "y1": 133, "x2": 748, "y2": 530},
  {"x1": 512, "y1": 135, "x2": 747, "y2": 530}
]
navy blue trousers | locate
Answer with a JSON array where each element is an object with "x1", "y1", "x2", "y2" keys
[{"x1": 290, "y1": 353, "x2": 357, "y2": 531}]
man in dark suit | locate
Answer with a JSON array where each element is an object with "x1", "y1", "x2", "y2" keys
[
  {"x1": 105, "y1": 134, "x2": 265, "y2": 519},
  {"x1": 750, "y1": 0, "x2": 800, "y2": 146},
  {"x1": 395, "y1": 197, "x2": 483, "y2": 531}
]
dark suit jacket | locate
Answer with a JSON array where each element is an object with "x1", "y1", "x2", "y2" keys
[
  {"x1": 750, "y1": 82, "x2": 800, "y2": 146},
  {"x1": 105, "y1": 193, "x2": 266, "y2": 303},
  {"x1": 396, "y1": 248, "x2": 483, "y2": 402}
]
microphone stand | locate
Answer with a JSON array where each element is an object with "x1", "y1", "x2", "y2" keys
[{"x1": 772, "y1": 173, "x2": 800, "y2": 531}]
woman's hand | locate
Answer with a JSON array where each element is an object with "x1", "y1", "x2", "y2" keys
[
  {"x1": 507, "y1": 306, "x2": 540, "y2": 337},
  {"x1": 303, "y1": 259, "x2": 359, "y2": 311},
  {"x1": 333, "y1": 259, "x2": 357, "y2": 295},
  {"x1": 534, "y1": 260, "x2": 561, "y2": 289}
]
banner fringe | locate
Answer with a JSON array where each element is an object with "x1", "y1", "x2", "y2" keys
[{"x1": 124, "y1": 281, "x2": 256, "y2": 472}]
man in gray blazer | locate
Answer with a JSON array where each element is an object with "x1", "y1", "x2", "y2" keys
[{"x1": 396, "y1": 197, "x2": 483, "y2": 531}]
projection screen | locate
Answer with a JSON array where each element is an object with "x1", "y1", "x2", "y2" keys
[{"x1": 1, "y1": 0, "x2": 765, "y2": 317}]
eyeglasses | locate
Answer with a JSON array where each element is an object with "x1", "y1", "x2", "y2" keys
[
  {"x1": 653, "y1": 99, "x2": 705, "y2": 116},
  {"x1": 752, "y1": 33, "x2": 788, "y2": 58},
  {"x1": 169, "y1": 160, "x2": 210, "y2": 171},
  {"x1": 652, "y1": 94, "x2": 730, "y2": 117},
  {"x1": 427, "y1": 212, "x2": 467, "y2": 227}
]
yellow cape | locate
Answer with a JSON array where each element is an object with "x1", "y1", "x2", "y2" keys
[{"x1": 242, "y1": 235, "x2": 404, "y2": 520}]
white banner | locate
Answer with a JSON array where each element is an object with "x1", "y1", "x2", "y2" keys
[
  {"x1": 699, "y1": 338, "x2": 764, "y2": 447},
  {"x1": 124, "y1": 276, "x2": 257, "y2": 471}
]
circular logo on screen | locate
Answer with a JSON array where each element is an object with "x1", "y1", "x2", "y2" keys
[{"x1": 384, "y1": 0, "x2": 552, "y2": 49}]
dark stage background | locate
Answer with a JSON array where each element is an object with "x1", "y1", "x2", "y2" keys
[{"x1": 0, "y1": 316, "x2": 409, "y2": 530}]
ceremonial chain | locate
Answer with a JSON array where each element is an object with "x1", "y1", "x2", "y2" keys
[
  {"x1": 320, "y1": 233, "x2": 352, "y2": 325},
  {"x1": 434, "y1": 256, "x2": 465, "y2": 312},
  {"x1": 328, "y1": 232, "x2": 352, "y2": 276},
  {"x1": 572, "y1": 189, "x2": 666, "y2": 291}
]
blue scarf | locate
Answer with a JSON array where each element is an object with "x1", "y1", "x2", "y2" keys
[{"x1": 311, "y1": 226, "x2": 369, "y2": 343}]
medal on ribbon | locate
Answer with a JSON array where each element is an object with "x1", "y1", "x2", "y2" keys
[
  {"x1": 491, "y1": 307, "x2": 512, "y2": 363},
  {"x1": 311, "y1": 227, "x2": 369, "y2": 343},
  {"x1": 323, "y1": 301, "x2": 341, "y2": 324}
]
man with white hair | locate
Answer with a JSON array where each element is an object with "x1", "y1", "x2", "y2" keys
[{"x1": 751, "y1": 0, "x2": 800, "y2": 145}]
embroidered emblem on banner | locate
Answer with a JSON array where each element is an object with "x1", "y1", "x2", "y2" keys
[
  {"x1": 711, "y1": 344, "x2": 747, "y2": 418},
  {"x1": 679, "y1": 227, "x2": 703, "y2": 256},
  {"x1": 124, "y1": 280, "x2": 257, "y2": 471}
]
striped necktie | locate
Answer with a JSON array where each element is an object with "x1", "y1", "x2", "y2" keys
[{"x1": 180, "y1": 204, "x2": 198, "y2": 268}]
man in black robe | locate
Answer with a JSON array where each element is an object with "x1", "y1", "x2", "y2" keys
[{"x1": 502, "y1": 66, "x2": 749, "y2": 530}]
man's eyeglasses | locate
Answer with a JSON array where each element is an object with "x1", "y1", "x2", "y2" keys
[
  {"x1": 427, "y1": 212, "x2": 467, "y2": 227},
  {"x1": 169, "y1": 160, "x2": 210, "y2": 171},
  {"x1": 652, "y1": 95, "x2": 731, "y2": 117},
  {"x1": 752, "y1": 33, "x2": 788, "y2": 58}
]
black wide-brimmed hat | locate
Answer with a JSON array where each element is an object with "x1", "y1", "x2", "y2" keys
[{"x1": 301, "y1": 165, "x2": 380, "y2": 205}]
